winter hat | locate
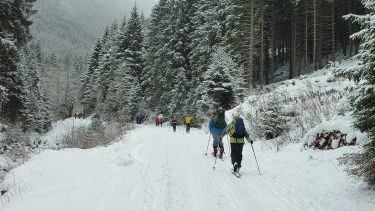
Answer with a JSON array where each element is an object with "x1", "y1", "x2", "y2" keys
[{"x1": 232, "y1": 114, "x2": 240, "y2": 121}]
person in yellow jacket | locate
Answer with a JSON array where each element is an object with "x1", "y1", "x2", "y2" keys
[
  {"x1": 221, "y1": 115, "x2": 253, "y2": 173},
  {"x1": 171, "y1": 114, "x2": 178, "y2": 132},
  {"x1": 184, "y1": 115, "x2": 192, "y2": 133}
]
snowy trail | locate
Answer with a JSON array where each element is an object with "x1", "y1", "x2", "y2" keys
[{"x1": 1, "y1": 125, "x2": 374, "y2": 211}]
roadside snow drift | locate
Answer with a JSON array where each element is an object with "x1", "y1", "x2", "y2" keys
[
  {"x1": 41, "y1": 117, "x2": 92, "y2": 146},
  {"x1": 1, "y1": 125, "x2": 374, "y2": 211}
]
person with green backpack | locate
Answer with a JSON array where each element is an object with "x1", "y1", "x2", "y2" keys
[
  {"x1": 222, "y1": 114, "x2": 253, "y2": 174},
  {"x1": 208, "y1": 108, "x2": 227, "y2": 158}
]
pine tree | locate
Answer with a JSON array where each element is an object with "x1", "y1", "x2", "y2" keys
[
  {"x1": 109, "y1": 63, "x2": 143, "y2": 122},
  {"x1": 257, "y1": 94, "x2": 290, "y2": 140},
  {"x1": 0, "y1": 0, "x2": 37, "y2": 123},
  {"x1": 116, "y1": 16, "x2": 128, "y2": 61},
  {"x1": 339, "y1": 0, "x2": 375, "y2": 185},
  {"x1": 160, "y1": 0, "x2": 196, "y2": 115},
  {"x1": 125, "y1": 5, "x2": 144, "y2": 82},
  {"x1": 143, "y1": 0, "x2": 172, "y2": 112},
  {"x1": 190, "y1": 0, "x2": 226, "y2": 83},
  {"x1": 196, "y1": 47, "x2": 237, "y2": 111},
  {"x1": 169, "y1": 69, "x2": 189, "y2": 115},
  {"x1": 187, "y1": 0, "x2": 228, "y2": 119},
  {"x1": 224, "y1": 0, "x2": 254, "y2": 91},
  {"x1": 80, "y1": 41, "x2": 101, "y2": 115},
  {"x1": 20, "y1": 44, "x2": 51, "y2": 133},
  {"x1": 96, "y1": 51, "x2": 115, "y2": 114}
]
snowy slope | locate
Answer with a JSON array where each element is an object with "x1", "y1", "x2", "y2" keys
[
  {"x1": 1, "y1": 125, "x2": 374, "y2": 211},
  {"x1": 40, "y1": 117, "x2": 92, "y2": 146},
  {"x1": 228, "y1": 60, "x2": 368, "y2": 146}
]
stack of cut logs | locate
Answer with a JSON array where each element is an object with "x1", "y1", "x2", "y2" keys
[{"x1": 307, "y1": 130, "x2": 356, "y2": 150}]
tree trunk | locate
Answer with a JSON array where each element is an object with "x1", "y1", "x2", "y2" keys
[
  {"x1": 271, "y1": 14, "x2": 276, "y2": 82},
  {"x1": 290, "y1": 10, "x2": 298, "y2": 79},
  {"x1": 260, "y1": 10, "x2": 264, "y2": 88},
  {"x1": 348, "y1": 0, "x2": 352, "y2": 57},
  {"x1": 305, "y1": 2, "x2": 309, "y2": 70},
  {"x1": 318, "y1": 0, "x2": 323, "y2": 68},
  {"x1": 313, "y1": 0, "x2": 317, "y2": 70},
  {"x1": 248, "y1": 0, "x2": 254, "y2": 93},
  {"x1": 332, "y1": 0, "x2": 336, "y2": 66}
]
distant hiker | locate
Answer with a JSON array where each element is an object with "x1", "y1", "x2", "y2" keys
[
  {"x1": 135, "y1": 116, "x2": 141, "y2": 124},
  {"x1": 184, "y1": 115, "x2": 192, "y2": 133},
  {"x1": 222, "y1": 115, "x2": 253, "y2": 174},
  {"x1": 209, "y1": 108, "x2": 227, "y2": 158},
  {"x1": 74, "y1": 113, "x2": 77, "y2": 119},
  {"x1": 155, "y1": 116, "x2": 160, "y2": 126},
  {"x1": 159, "y1": 114, "x2": 164, "y2": 127},
  {"x1": 171, "y1": 114, "x2": 178, "y2": 132}
]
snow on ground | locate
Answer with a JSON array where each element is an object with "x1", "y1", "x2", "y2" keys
[
  {"x1": 0, "y1": 118, "x2": 92, "y2": 181},
  {"x1": 41, "y1": 117, "x2": 91, "y2": 146},
  {"x1": 1, "y1": 125, "x2": 374, "y2": 211}
]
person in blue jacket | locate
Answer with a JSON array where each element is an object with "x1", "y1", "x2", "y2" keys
[{"x1": 209, "y1": 108, "x2": 227, "y2": 158}]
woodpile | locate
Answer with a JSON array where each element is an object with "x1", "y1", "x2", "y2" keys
[{"x1": 307, "y1": 130, "x2": 356, "y2": 150}]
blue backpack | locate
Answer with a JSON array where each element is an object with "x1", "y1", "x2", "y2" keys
[{"x1": 232, "y1": 117, "x2": 246, "y2": 138}]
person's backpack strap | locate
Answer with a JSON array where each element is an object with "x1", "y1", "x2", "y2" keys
[{"x1": 226, "y1": 123, "x2": 235, "y2": 136}]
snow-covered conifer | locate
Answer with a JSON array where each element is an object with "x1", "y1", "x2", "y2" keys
[
  {"x1": 80, "y1": 41, "x2": 102, "y2": 115},
  {"x1": 196, "y1": 47, "x2": 237, "y2": 110},
  {"x1": 339, "y1": 0, "x2": 375, "y2": 185},
  {"x1": 125, "y1": 5, "x2": 144, "y2": 81},
  {"x1": 256, "y1": 94, "x2": 290, "y2": 140}
]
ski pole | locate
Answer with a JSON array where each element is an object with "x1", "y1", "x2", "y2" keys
[
  {"x1": 212, "y1": 150, "x2": 218, "y2": 170},
  {"x1": 251, "y1": 144, "x2": 261, "y2": 175},
  {"x1": 205, "y1": 134, "x2": 212, "y2": 155},
  {"x1": 226, "y1": 135, "x2": 231, "y2": 153}
]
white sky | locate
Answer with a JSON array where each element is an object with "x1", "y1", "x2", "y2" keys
[
  {"x1": 114, "y1": 0, "x2": 159, "y2": 17},
  {"x1": 135, "y1": 0, "x2": 160, "y2": 16}
]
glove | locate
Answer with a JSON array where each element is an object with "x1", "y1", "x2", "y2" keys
[{"x1": 247, "y1": 138, "x2": 253, "y2": 144}]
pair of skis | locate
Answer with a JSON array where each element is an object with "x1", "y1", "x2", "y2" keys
[{"x1": 211, "y1": 154, "x2": 241, "y2": 178}]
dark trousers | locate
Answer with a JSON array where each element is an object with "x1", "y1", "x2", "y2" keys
[
  {"x1": 172, "y1": 123, "x2": 177, "y2": 132},
  {"x1": 230, "y1": 143, "x2": 244, "y2": 168},
  {"x1": 186, "y1": 123, "x2": 191, "y2": 133}
]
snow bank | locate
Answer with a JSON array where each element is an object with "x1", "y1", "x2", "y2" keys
[
  {"x1": 40, "y1": 117, "x2": 92, "y2": 146},
  {"x1": 304, "y1": 114, "x2": 368, "y2": 147}
]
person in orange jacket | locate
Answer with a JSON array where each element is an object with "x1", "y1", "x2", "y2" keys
[{"x1": 155, "y1": 116, "x2": 160, "y2": 126}]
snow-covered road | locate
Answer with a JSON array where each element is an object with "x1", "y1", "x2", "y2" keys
[{"x1": 1, "y1": 125, "x2": 374, "y2": 211}]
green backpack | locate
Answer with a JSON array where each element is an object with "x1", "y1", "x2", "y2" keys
[{"x1": 214, "y1": 109, "x2": 225, "y2": 129}]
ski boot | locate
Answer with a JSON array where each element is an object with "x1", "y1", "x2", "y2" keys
[
  {"x1": 212, "y1": 147, "x2": 217, "y2": 157},
  {"x1": 233, "y1": 162, "x2": 239, "y2": 173},
  {"x1": 219, "y1": 147, "x2": 224, "y2": 159}
]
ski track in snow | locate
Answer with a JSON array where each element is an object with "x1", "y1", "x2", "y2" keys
[{"x1": 0, "y1": 125, "x2": 374, "y2": 211}]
